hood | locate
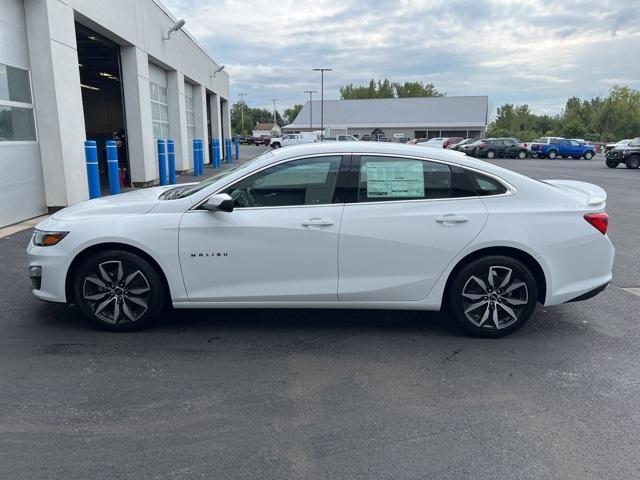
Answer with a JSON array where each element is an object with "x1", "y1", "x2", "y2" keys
[{"x1": 52, "y1": 186, "x2": 174, "y2": 221}]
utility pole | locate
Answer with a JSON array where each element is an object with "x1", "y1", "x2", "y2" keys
[
  {"x1": 312, "y1": 68, "x2": 332, "y2": 140},
  {"x1": 238, "y1": 92, "x2": 246, "y2": 135},
  {"x1": 304, "y1": 90, "x2": 318, "y2": 132}
]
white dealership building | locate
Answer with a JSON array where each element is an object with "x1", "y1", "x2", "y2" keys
[{"x1": 0, "y1": 0, "x2": 231, "y2": 227}]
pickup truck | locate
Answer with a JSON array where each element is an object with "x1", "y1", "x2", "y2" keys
[
  {"x1": 529, "y1": 137, "x2": 596, "y2": 160},
  {"x1": 270, "y1": 132, "x2": 319, "y2": 148},
  {"x1": 605, "y1": 137, "x2": 640, "y2": 169}
]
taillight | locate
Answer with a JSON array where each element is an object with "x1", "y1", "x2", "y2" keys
[{"x1": 584, "y1": 212, "x2": 608, "y2": 235}]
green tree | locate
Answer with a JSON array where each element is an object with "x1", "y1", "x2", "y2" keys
[
  {"x1": 283, "y1": 104, "x2": 303, "y2": 124},
  {"x1": 340, "y1": 78, "x2": 443, "y2": 99},
  {"x1": 394, "y1": 81, "x2": 445, "y2": 97},
  {"x1": 231, "y1": 103, "x2": 284, "y2": 135}
]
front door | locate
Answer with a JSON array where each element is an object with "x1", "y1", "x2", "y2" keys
[
  {"x1": 179, "y1": 155, "x2": 346, "y2": 302},
  {"x1": 338, "y1": 155, "x2": 489, "y2": 301}
]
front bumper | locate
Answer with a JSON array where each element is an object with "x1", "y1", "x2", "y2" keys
[{"x1": 27, "y1": 240, "x2": 71, "y2": 304}]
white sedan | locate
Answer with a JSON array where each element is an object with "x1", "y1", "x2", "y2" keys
[{"x1": 27, "y1": 142, "x2": 614, "y2": 337}]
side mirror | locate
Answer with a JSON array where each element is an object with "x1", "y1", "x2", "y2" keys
[{"x1": 202, "y1": 193, "x2": 234, "y2": 213}]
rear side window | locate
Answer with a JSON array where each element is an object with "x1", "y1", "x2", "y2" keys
[
  {"x1": 465, "y1": 170, "x2": 508, "y2": 196},
  {"x1": 357, "y1": 156, "x2": 478, "y2": 202}
]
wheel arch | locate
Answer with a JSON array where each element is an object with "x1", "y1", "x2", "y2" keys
[
  {"x1": 65, "y1": 242, "x2": 172, "y2": 303},
  {"x1": 443, "y1": 246, "x2": 547, "y2": 304}
]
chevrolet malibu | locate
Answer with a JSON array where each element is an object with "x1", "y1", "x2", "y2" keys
[{"x1": 28, "y1": 142, "x2": 614, "y2": 337}]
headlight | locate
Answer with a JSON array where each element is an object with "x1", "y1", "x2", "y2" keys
[{"x1": 32, "y1": 230, "x2": 69, "y2": 247}]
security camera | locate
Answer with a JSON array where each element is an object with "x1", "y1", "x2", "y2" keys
[{"x1": 163, "y1": 19, "x2": 186, "y2": 40}]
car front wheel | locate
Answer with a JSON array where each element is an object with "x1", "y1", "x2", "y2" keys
[
  {"x1": 517, "y1": 150, "x2": 528, "y2": 159},
  {"x1": 448, "y1": 256, "x2": 538, "y2": 338},
  {"x1": 73, "y1": 250, "x2": 166, "y2": 331},
  {"x1": 606, "y1": 160, "x2": 618, "y2": 168},
  {"x1": 584, "y1": 151, "x2": 594, "y2": 160}
]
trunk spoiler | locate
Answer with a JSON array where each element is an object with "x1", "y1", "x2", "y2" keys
[{"x1": 543, "y1": 179, "x2": 607, "y2": 207}]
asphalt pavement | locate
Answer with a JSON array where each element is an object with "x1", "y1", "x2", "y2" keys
[{"x1": 1, "y1": 150, "x2": 639, "y2": 479}]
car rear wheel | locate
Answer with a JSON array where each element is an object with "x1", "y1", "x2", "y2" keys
[
  {"x1": 626, "y1": 156, "x2": 640, "y2": 169},
  {"x1": 73, "y1": 250, "x2": 165, "y2": 331},
  {"x1": 517, "y1": 150, "x2": 528, "y2": 159},
  {"x1": 606, "y1": 160, "x2": 618, "y2": 168},
  {"x1": 486, "y1": 150, "x2": 496, "y2": 159},
  {"x1": 584, "y1": 151, "x2": 594, "y2": 160},
  {"x1": 547, "y1": 150, "x2": 558, "y2": 159},
  {"x1": 448, "y1": 256, "x2": 538, "y2": 338}
]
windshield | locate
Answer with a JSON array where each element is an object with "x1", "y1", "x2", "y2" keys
[
  {"x1": 629, "y1": 138, "x2": 640, "y2": 147},
  {"x1": 171, "y1": 150, "x2": 274, "y2": 198}
]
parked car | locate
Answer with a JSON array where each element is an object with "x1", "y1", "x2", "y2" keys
[
  {"x1": 254, "y1": 136, "x2": 271, "y2": 146},
  {"x1": 448, "y1": 138, "x2": 478, "y2": 151},
  {"x1": 529, "y1": 137, "x2": 596, "y2": 160},
  {"x1": 472, "y1": 138, "x2": 530, "y2": 159},
  {"x1": 605, "y1": 137, "x2": 640, "y2": 169},
  {"x1": 270, "y1": 132, "x2": 319, "y2": 148},
  {"x1": 443, "y1": 137, "x2": 464, "y2": 149},
  {"x1": 325, "y1": 134, "x2": 359, "y2": 142},
  {"x1": 604, "y1": 139, "x2": 631, "y2": 153},
  {"x1": 28, "y1": 142, "x2": 613, "y2": 338},
  {"x1": 458, "y1": 139, "x2": 486, "y2": 156},
  {"x1": 415, "y1": 137, "x2": 449, "y2": 148}
]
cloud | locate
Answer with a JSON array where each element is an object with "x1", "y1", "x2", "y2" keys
[{"x1": 163, "y1": 0, "x2": 640, "y2": 116}]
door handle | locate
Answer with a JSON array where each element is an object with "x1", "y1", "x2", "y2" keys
[
  {"x1": 435, "y1": 214, "x2": 469, "y2": 224},
  {"x1": 301, "y1": 217, "x2": 334, "y2": 227}
]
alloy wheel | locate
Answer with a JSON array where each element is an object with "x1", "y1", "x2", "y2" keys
[
  {"x1": 82, "y1": 260, "x2": 151, "y2": 324},
  {"x1": 461, "y1": 266, "x2": 529, "y2": 330}
]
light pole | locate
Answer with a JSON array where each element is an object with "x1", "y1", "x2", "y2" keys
[
  {"x1": 304, "y1": 90, "x2": 318, "y2": 132},
  {"x1": 238, "y1": 92, "x2": 246, "y2": 135},
  {"x1": 312, "y1": 68, "x2": 332, "y2": 140}
]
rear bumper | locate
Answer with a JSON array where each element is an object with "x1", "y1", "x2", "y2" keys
[{"x1": 565, "y1": 282, "x2": 609, "y2": 303}]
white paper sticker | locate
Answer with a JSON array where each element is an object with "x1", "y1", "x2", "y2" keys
[{"x1": 365, "y1": 161, "x2": 424, "y2": 198}]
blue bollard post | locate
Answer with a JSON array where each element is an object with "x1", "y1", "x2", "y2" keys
[
  {"x1": 167, "y1": 139, "x2": 176, "y2": 184},
  {"x1": 192, "y1": 139, "x2": 200, "y2": 176},
  {"x1": 105, "y1": 140, "x2": 121, "y2": 195},
  {"x1": 84, "y1": 140, "x2": 101, "y2": 199},
  {"x1": 157, "y1": 139, "x2": 167, "y2": 185},
  {"x1": 235, "y1": 137, "x2": 239, "y2": 161},
  {"x1": 225, "y1": 139, "x2": 232, "y2": 163},
  {"x1": 198, "y1": 139, "x2": 204, "y2": 175},
  {"x1": 213, "y1": 138, "x2": 220, "y2": 168}
]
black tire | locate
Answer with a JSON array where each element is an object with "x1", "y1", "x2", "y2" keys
[
  {"x1": 486, "y1": 150, "x2": 497, "y2": 159},
  {"x1": 73, "y1": 250, "x2": 166, "y2": 331},
  {"x1": 448, "y1": 255, "x2": 538, "y2": 338},
  {"x1": 584, "y1": 151, "x2": 594, "y2": 160},
  {"x1": 547, "y1": 150, "x2": 558, "y2": 160},
  {"x1": 517, "y1": 150, "x2": 528, "y2": 159},
  {"x1": 271, "y1": 142, "x2": 281, "y2": 149},
  {"x1": 626, "y1": 156, "x2": 640, "y2": 169},
  {"x1": 606, "y1": 160, "x2": 618, "y2": 168}
]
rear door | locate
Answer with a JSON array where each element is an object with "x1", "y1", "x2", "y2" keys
[{"x1": 338, "y1": 155, "x2": 489, "y2": 301}]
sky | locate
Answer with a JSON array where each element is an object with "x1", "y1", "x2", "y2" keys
[{"x1": 163, "y1": 0, "x2": 640, "y2": 118}]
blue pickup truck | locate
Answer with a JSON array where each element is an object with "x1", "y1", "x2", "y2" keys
[{"x1": 530, "y1": 137, "x2": 596, "y2": 160}]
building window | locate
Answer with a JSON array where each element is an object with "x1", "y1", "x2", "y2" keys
[
  {"x1": 150, "y1": 81, "x2": 169, "y2": 139},
  {"x1": 0, "y1": 64, "x2": 36, "y2": 142},
  {"x1": 185, "y1": 84, "x2": 195, "y2": 139}
]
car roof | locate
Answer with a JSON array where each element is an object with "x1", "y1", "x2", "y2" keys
[{"x1": 262, "y1": 141, "x2": 506, "y2": 172}]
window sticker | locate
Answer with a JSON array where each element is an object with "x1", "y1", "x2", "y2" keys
[{"x1": 364, "y1": 161, "x2": 424, "y2": 198}]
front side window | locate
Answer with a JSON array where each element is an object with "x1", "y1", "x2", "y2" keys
[
  {"x1": 0, "y1": 64, "x2": 36, "y2": 142},
  {"x1": 224, "y1": 156, "x2": 343, "y2": 208},
  {"x1": 357, "y1": 156, "x2": 478, "y2": 202}
]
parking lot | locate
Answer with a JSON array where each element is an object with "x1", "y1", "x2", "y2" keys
[{"x1": 1, "y1": 150, "x2": 639, "y2": 479}]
